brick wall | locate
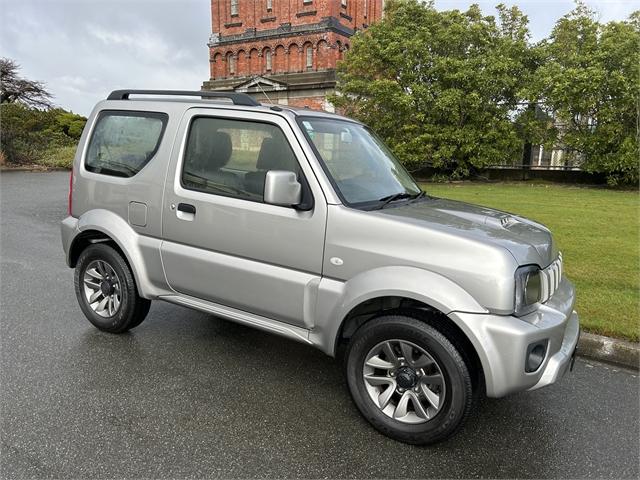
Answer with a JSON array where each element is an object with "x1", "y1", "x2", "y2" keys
[
  {"x1": 212, "y1": 0, "x2": 380, "y2": 36},
  {"x1": 205, "y1": 1, "x2": 383, "y2": 110},
  {"x1": 210, "y1": 31, "x2": 351, "y2": 79},
  {"x1": 208, "y1": 0, "x2": 381, "y2": 80}
]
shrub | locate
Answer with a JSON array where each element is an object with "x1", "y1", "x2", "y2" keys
[
  {"x1": 40, "y1": 145, "x2": 77, "y2": 169},
  {"x1": 0, "y1": 102, "x2": 85, "y2": 166}
]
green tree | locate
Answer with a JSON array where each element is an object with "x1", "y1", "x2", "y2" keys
[
  {"x1": 331, "y1": 0, "x2": 539, "y2": 178},
  {"x1": 0, "y1": 57, "x2": 53, "y2": 109},
  {"x1": 54, "y1": 111, "x2": 87, "y2": 140},
  {"x1": 533, "y1": 3, "x2": 639, "y2": 184},
  {"x1": 0, "y1": 57, "x2": 85, "y2": 167}
]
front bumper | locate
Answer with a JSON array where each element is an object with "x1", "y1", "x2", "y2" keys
[{"x1": 449, "y1": 277, "x2": 580, "y2": 398}]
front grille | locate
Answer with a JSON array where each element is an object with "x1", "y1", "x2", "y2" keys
[{"x1": 540, "y1": 253, "x2": 563, "y2": 303}]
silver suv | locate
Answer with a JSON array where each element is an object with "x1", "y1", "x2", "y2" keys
[{"x1": 61, "y1": 90, "x2": 580, "y2": 444}]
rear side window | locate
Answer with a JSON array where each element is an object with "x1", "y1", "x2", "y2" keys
[{"x1": 85, "y1": 111, "x2": 167, "y2": 177}]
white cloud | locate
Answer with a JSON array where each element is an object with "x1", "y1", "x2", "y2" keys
[
  {"x1": 87, "y1": 24, "x2": 191, "y2": 64},
  {"x1": 0, "y1": 0, "x2": 210, "y2": 115}
]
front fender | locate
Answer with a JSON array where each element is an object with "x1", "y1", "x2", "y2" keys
[
  {"x1": 310, "y1": 265, "x2": 488, "y2": 356},
  {"x1": 64, "y1": 210, "x2": 167, "y2": 298}
]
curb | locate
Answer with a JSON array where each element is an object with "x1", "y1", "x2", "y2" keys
[
  {"x1": 0, "y1": 166, "x2": 48, "y2": 172},
  {"x1": 0, "y1": 166, "x2": 38, "y2": 172},
  {"x1": 0, "y1": 166, "x2": 70, "y2": 173},
  {"x1": 577, "y1": 332, "x2": 639, "y2": 370}
]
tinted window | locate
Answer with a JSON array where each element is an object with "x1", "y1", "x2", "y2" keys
[
  {"x1": 182, "y1": 117, "x2": 300, "y2": 202},
  {"x1": 85, "y1": 111, "x2": 167, "y2": 177}
]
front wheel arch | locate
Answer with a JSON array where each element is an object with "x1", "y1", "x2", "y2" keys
[{"x1": 336, "y1": 300, "x2": 485, "y2": 396}]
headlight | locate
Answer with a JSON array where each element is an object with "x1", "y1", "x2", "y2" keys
[{"x1": 515, "y1": 265, "x2": 541, "y2": 316}]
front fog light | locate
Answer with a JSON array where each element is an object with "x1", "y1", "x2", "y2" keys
[{"x1": 525, "y1": 340, "x2": 548, "y2": 372}]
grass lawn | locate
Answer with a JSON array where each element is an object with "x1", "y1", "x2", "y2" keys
[{"x1": 420, "y1": 182, "x2": 639, "y2": 342}]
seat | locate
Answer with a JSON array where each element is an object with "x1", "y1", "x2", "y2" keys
[
  {"x1": 245, "y1": 137, "x2": 297, "y2": 195},
  {"x1": 184, "y1": 125, "x2": 241, "y2": 191}
]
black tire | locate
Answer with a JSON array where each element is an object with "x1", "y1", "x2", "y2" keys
[
  {"x1": 345, "y1": 315, "x2": 473, "y2": 445},
  {"x1": 74, "y1": 243, "x2": 151, "y2": 333}
]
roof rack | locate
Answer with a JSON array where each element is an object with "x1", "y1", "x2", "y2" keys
[{"x1": 106, "y1": 89, "x2": 261, "y2": 107}]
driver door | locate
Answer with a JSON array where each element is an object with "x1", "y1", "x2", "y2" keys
[{"x1": 160, "y1": 108, "x2": 327, "y2": 329}]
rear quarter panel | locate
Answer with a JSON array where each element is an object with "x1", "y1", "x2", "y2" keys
[{"x1": 71, "y1": 100, "x2": 185, "y2": 239}]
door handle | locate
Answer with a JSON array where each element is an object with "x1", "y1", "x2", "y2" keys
[{"x1": 177, "y1": 203, "x2": 196, "y2": 214}]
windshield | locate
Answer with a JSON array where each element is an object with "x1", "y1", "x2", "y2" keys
[{"x1": 298, "y1": 117, "x2": 421, "y2": 207}]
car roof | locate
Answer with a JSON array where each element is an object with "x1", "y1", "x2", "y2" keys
[{"x1": 101, "y1": 90, "x2": 361, "y2": 124}]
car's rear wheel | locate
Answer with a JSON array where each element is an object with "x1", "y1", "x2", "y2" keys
[
  {"x1": 345, "y1": 314, "x2": 473, "y2": 445},
  {"x1": 74, "y1": 243, "x2": 150, "y2": 333}
]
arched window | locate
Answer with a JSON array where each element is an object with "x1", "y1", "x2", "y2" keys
[
  {"x1": 306, "y1": 46, "x2": 313, "y2": 69},
  {"x1": 228, "y1": 54, "x2": 236, "y2": 75},
  {"x1": 265, "y1": 50, "x2": 272, "y2": 71}
]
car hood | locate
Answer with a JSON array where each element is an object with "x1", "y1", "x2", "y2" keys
[{"x1": 375, "y1": 197, "x2": 557, "y2": 267}]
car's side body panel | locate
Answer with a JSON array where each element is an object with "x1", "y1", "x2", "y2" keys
[
  {"x1": 62, "y1": 210, "x2": 168, "y2": 298},
  {"x1": 323, "y1": 204, "x2": 519, "y2": 314},
  {"x1": 70, "y1": 101, "x2": 184, "y2": 239},
  {"x1": 159, "y1": 108, "x2": 328, "y2": 328},
  {"x1": 309, "y1": 265, "x2": 489, "y2": 356},
  {"x1": 159, "y1": 292, "x2": 313, "y2": 345}
]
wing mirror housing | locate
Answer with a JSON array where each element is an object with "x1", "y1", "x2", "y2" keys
[{"x1": 264, "y1": 170, "x2": 302, "y2": 207}]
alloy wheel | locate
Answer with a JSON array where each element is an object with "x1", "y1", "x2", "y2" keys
[
  {"x1": 82, "y1": 260, "x2": 122, "y2": 318},
  {"x1": 362, "y1": 339, "x2": 446, "y2": 424}
]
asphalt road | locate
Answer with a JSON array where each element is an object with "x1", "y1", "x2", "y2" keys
[{"x1": 1, "y1": 171, "x2": 639, "y2": 479}]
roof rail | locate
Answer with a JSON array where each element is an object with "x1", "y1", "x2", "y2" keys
[{"x1": 106, "y1": 89, "x2": 261, "y2": 107}]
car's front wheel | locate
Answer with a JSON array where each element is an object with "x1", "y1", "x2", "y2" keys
[
  {"x1": 74, "y1": 243, "x2": 150, "y2": 333},
  {"x1": 345, "y1": 314, "x2": 473, "y2": 445}
]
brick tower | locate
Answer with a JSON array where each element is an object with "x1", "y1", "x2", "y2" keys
[{"x1": 202, "y1": 0, "x2": 384, "y2": 111}]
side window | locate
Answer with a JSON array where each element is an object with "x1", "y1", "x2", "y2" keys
[
  {"x1": 85, "y1": 111, "x2": 167, "y2": 177},
  {"x1": 182, "y1": 117, "x2": 300, "y2": 202}
]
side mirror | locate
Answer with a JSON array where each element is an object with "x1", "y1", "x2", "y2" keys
[{"x1": 264, "y1": 170, "x2": 302, "y2": 207}]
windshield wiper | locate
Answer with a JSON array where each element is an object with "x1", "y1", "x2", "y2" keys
[
  {"x1": 375, "y1": 190, "x2": 426, "y2": 210},
  {"x1": 410, "y1": 190, "x2": 426, "y2": 202},
  {"x1": 376, "y1": 192, "x2": 413, "y2": 209}
]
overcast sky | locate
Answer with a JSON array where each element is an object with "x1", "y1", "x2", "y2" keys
[{"x1": 1, "y1": 0, "x2": 637, "y2": 116}]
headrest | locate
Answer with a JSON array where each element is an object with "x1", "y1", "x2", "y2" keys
[
  {"x1": 187, "y1": 120, "x2": 233, "y2": 171},
  {"x1": 209, "y1": 131, "x2": 233, "y2": 169},
  {"x1": 257, "y1": 137, "x2": 293, "y2": 171}
]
